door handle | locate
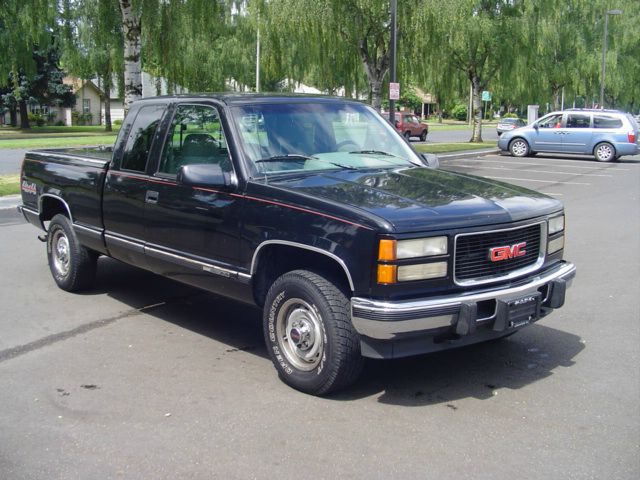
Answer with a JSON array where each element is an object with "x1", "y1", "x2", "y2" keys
[{"x1": 145, "y1": 190, "x2": 159, "y2": 204}]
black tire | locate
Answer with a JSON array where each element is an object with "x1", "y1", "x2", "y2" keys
[
  {"x1": 263, "y1": 269, "x2": 364, "y2": 395},
  {"x1": 509, "y1": 138, "x2": 530, "y2": 157},
  {"x1": 593, "y1": 142, "x2": 616, "y2": 162},
  {"x1": 404, "y1": 131, "x2": 411, "y2": 140},
  {"x1": 47, "y1": 214, "x2": 97, "y2": 292},
  {"x1": 419, "y1": 129, "x2": 427, "y2": 142}
]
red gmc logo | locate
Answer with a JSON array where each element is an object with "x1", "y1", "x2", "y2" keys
[{"x1": 489, "y1": 242, "x2": 527, "y2": 262}]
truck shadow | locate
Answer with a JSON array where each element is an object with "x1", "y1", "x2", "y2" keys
[{"x1": 90, "y1": 257, "x2": 584, "y2": 406}]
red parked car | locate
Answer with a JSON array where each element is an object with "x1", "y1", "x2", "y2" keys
[{"x1": 395, "y1": 112, "x2": 428, "y2": 141}]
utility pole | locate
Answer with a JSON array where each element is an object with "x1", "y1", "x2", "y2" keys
[
  {"x1": 388, "y1": 0, "x2": 397, "y2": 124},
  {"x1": 600, "y1": 9, "x2": 622, "y2": 108}
]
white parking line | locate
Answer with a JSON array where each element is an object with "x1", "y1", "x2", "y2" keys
[
  {"x1": 449, "y1": 164, "x2": 613, "y2": 177},
  {"x1": 485, "y1": 175, "x2": 591, "y2": 185},
  {"x1": 454, "y1": 157, "x2": 633, "y2": 171}
]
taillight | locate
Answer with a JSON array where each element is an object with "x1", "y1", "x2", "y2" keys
[{"x1": 628, "y1": 131, "x2": 636, "y2": 143}]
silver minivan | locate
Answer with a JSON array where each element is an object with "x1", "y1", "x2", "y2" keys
[{"x1": 498, "y1": 109, "x2": 639, "y2": 162}]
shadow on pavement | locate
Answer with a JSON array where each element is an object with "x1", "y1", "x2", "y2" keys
[{"x1": 88, "y1": 257, "x2": 584, "y2": 404}]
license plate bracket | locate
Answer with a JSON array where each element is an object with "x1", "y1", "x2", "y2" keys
[{"x1": 493, "y1": 292, "x2": 542, "y2": 331}]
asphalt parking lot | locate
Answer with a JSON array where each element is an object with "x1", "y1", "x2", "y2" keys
[{"x1": 1, "y1": 152, "x2": 639, "y2": 479}]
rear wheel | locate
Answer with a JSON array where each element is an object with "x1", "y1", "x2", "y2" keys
[
  {"x1": 263, "y1": 270, "x2": 363, "y2": 395},
  {"x1": 594, "y1": 142, "x2": 616, "y2": 162},
  {"x1": 509, "y1": 138, "x2": 530, "y2": 157},
  {"x1": 47, "y1": 214, "x2": 97, "y2": 292}
]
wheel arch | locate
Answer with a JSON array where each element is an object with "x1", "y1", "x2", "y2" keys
[
  {"x1": 39, "y1": 194, "x2": 72, "y2": 227},
  {"x1": 251, "y1": 241, "x2": 355, "y2": 307}
]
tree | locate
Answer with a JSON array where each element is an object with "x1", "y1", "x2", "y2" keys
[
  {"x1": 0, "y1": 0, "x2": 57, "y2": 128},
  {"x1": 265, "y1": 0, "x2": 416, "y2": 111},
  {"x1": 61, "y1": 0, "x2": 123, "y2": 131},
  {"x1": 416, "y1": 0, "x2": 524, "y2": 142},
  {"x1": 1, "y1": 46, "x2": 76, "y2": 129}
]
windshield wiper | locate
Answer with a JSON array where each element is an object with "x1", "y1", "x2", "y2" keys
[
  {"x1": 255, "y1": 154, "x2": 315, "y2": 163},
  {"x1": 255, "y1": 154, "x2": 357, "y2": 171},
  {"x1": 349, "y1": 150, "x2": 396, "y2": 157}
]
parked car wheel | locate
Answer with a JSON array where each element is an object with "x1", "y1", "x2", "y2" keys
[
  {"x1": 419, "y1": 130, "x2": 427, "y2": 142},
  {"x1": 263, "y1": 269, "x2": 364, "y2": 395},
  {"x1": 404, "y1": 131, "x2": 411, "y2": 140},
  {"x1": 509, "y1": 138, "x2": 530, "y2": 157},
  {"x1": 47, "y1": 214, "x2": 97, "y2": 292},
  {"x1": 594, "y1": 142, "x2": 616, "y2": 162}
]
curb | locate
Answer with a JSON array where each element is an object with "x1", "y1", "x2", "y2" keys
[
  {"x1": 0, "y1": 194, "x2": 21, "y2": 211},
  {"x1": 438, "y1": 148, "x2": 500, "y2": 160}
]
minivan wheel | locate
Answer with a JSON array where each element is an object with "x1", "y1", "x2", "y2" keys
[
  {"x1": 594, "y1": 142, "x2": 615, "y2": 162},
  {"x1": 509, "y1": 138, "x2": 530, "y2": 157},
  {"x1": 263, "y1": 269, "x2": 364, "y2": 395}
]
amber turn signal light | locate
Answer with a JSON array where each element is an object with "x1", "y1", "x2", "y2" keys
[
  {"x1": 378, "y1": 239, "x2": 397, "y2": 261},
  {"x1": 377, "y1": 264, "x2": 397, "y2": 284}
]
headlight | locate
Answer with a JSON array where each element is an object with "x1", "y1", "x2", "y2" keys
[
  {"x1": 397, "y1": 262, "x2": 447, "y2": 281},
  {"x1": 378, "y1": 237, "x2": 447, "y2": 260},
  {"x1": 548, "y1": 215, "x2": 564, "y2": 235}
]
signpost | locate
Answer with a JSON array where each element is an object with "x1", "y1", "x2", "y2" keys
[{"x1": 482, "y1": 91, "x2": 491, "y2": 119}]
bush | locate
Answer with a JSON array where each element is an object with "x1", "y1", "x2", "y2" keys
[
  {"x1": 502, "y1": 112, "x2": 518, "y2": 119},
  {"x1": 113, "y1": 119, "x2": 123, "y2": 126},
  {"x1": 28, "y1": 112, "x2": 46, "y2": 126},
  {"x1": 451, "y1": 104, "x2": 467, "y2": 121},
  {"x1": 55, "y1": 120, "x2": 65, "y2": 126}
]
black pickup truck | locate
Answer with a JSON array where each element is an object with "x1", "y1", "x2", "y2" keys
[{"x1": 18, "y1": 94, "x2": 575, "y2": 395}]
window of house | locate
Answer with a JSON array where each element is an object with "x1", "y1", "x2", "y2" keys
[
  {"x1": 158, "y1": 104, "x2": 231, "y2": 175},
  {"x1": 83, "y1": 99, "x2": 91, "y2": 114}
]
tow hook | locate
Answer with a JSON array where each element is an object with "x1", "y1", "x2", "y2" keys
[{"x1": 37, "y1": 234, "x2": 48, "y2": 243}]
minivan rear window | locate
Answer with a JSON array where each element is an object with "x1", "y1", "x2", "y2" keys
[{"x1": 593, "y1": 115, "x2": 622, "y2": 129}]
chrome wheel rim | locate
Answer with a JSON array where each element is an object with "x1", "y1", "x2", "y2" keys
[
  {"x1": 51, "y1": 230, "x2": 70, "y2": 277},
  {"x1": 275, "y1": 298, "x2": 324, "y2": 371},
  {"x1": 596, "y1": 144, "x2": 613, "y2": 161},
  {"x1": 511, "y1": 140, "x2": 527, "y2": 156}
]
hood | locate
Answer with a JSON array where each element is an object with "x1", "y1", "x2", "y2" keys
[{"x1": 269, "y1": 167, "x2": 562, "y2": 233}]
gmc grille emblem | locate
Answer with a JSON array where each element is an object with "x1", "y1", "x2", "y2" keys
[{"x1": 489, "y1": 242, "x2": 527, "y2": 262}]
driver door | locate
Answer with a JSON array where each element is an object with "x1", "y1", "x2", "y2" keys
[{"x1": 531, "y1": 113, "x2": 565, "y2": 152}]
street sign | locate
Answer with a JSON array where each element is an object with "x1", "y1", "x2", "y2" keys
[
  {"x1": 389, "y1": 82, "x2": 400, "y2": 101},
  {"x1": 481, "y1": 90, "x2": 491, "y2": 102}
]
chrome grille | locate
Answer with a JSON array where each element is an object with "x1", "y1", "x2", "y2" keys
[{"x1": 454, "y1": 223, "x2": 544, "y2": 285}]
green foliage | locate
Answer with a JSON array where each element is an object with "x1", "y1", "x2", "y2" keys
[
  {"x1": 502, "y1": 113, "x2": 518, "y2": 119},
  {"x1": 451, "y1": 104, "x2": 467, "y2": 121}
]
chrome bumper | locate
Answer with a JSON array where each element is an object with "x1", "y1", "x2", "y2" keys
[{"x1": 351, "y1": 262, "x2": 576, "y2": 340}]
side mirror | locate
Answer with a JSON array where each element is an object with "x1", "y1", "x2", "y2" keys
[
  {"x1": 533, "y1": 124, "x2": 539, "y2": 130},
  {"x1": 420, "y1": 153, "x2": 439, "y2": 169},
  {"x1": 177, "y1": 164, "x2": 233, "y2": 190}
]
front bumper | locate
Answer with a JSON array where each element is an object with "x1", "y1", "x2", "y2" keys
[{"x1": 351, "y1": 261, "x2": 575, "y2": 358}]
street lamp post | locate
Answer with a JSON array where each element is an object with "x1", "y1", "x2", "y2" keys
[
  {"x1": 388, "y1": 0, "x2": 397, "y2": 124},
  {"x1": 600, "y1": 9, "x2": 622, "y2": 108}
]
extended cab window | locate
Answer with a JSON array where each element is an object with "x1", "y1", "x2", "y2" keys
[
  {"x1": 159, "y1": 104, "x2": 231, "y2": 175},
  {"x1": 120, "y1": 105, "x2": 165, "y2": 172},
  {"x1": 566, "y1": 114, "x2": 590, "y2": 128}
]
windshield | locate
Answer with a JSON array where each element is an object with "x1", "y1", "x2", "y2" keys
[{"x1": 231, "y1": 101, "x2": 422, "y2": 175}]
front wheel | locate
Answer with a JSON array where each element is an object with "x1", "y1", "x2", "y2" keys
[
  {"x1": 594, "y1": 142, "x2": 616, "y2": 162},
  {"x1": 419, "y1": 130, "x2": 427, "y2": 142},
  {"x1": 47, "y1": 214, "x2": 97, "y2": 292},
  {"x1": 509, "y1": 138, "x2": 530, "y2": 157},
  {"x1": 263, "y1": 270, "x2": 363, "y2": 395},
  {"x1": 404, "y1": 131, "x2": 411, "y2": 140}
]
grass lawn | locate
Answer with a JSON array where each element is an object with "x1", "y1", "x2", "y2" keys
[
  {"x1": 0, "y1": 135, "x2": 117, "y2": 150},
  {"x1": 0, "y1": 175, "x2": 20, "y2": 197},
  {"x1": 414, "y1": 142, "x2": 498, "y2": 154},
  {"x1": 0, "y1": 125, "x2": 119, "y2": 136}
]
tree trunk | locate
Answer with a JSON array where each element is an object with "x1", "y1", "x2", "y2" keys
[
  {"x1": 9, "y1": 106, "x2": 17, "y2": 127},
  {"x1": 155, "y1": 76, "x2": 162, "y2": 96},
  {"x1": 469, "y1": 77, "x2": 483, "y2": 143},
  {"x1": 119, "y1": 0, "x2": 142, "y2": 115},
  {"x1": 102, "y1": 73, "x2": 113, "y2": 132},
  {"x1": 370, "y1": 80, "x2": 383, "y2": 112},
  {"x1": 19, "y1": 100, "x2": 30, "y2": 129}
]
